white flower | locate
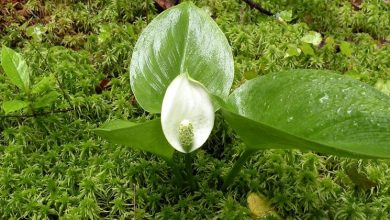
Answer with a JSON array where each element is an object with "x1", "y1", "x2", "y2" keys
[{"x1": 161, "y1": 73, "x2": 215, "y2": 153}]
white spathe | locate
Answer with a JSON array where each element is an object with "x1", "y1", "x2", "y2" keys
[{"x1": 161, "y1": 73, "x2": 215, "y2": 153}]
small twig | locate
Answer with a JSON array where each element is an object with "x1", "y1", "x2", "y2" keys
[
  {"x1": 350, "y1": 0, "x2": 362, "y2": 11},
  {"x1": 28, "y1": 10, "x2": 40, "y2": 19},
  {"x1": 241, "y1": 0, "x2": 274, "y2": 16},
  {"x1": 0, "y1": 107, "x2": 75, "y2": 118}
]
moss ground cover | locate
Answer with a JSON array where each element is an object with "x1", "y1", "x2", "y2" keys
[{"x1": 1, "y1": 0, "x2": 390, "y2": 219}]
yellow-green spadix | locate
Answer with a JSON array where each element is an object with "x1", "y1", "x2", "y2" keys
[{"x1": 161, "y1": 73, "x2": 215, "y2": 153}]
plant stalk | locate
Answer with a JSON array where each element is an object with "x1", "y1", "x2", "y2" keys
[
  {"x1": 185, "y1": 153, "x2": 195, "y2": 188},
  {"x1": 223, "y1": 149, "x2": 256, "y2": 190},
  {"x1": 167, "y1": 160, "x2": 184, "y2": 187}
]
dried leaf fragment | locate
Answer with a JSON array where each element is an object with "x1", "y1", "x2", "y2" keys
[
  {"x1": 155, "y1": 0, "x2": 178, "y2": 10},
  {"x1": 95, "y1": 78, "x2": 111, "y2": 94},
  {"x1": 350, "y1": 0, "x2": 363, "y2": 10},
  {"x1": 247, "y1": 193, "x2": 279, "y2": 218}
]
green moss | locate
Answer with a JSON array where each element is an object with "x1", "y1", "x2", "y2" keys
[{"x1": 1, "y1": 0, "x2": 390, "y2": 219}]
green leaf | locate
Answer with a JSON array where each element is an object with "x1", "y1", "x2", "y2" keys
[
  {"x1": 344, "y1": 70, "x2": 361, "y2": 80},
  {"x1": 375, "y1": 79, "x2": 390, "y2": 96},
  {"x1": 95, "y1": 119, "x2": 174, "y2": 160},
  {"x1": 300, "y1": 43, "x2": 315, "y2": 56},
  {"x1": 276, "y1": 10, "x2": 292, "y2": 23},
  {"x1": 2, "y1": 100, "x2": 30, "y2": 114},
  {"x1": 345, "y1": 164, "x2": 377, "y2": 190},
  {"x1": 224, "y1": 69, "x2": 390, "y2": 158},
  {"x1": 33, "y1": 91, "x2": 59, "y2": 109},
  {"x1": 285, "y1": 44, "x2": 301, "y2": 58},
  {"x1": 1, "y1": 46, "x2": 31, "y2": 91},
  {"x1": 243, "y1": 71, "x2": 257, "y2": 80},
  {"x1": 301, "y1": 31, "x2": 322, "y2": 46},
  {"x1": 129, "y1": 2, "x2": 234, "y2": 113},
  {"x1": 340, "y1": 41, "x2": 352, "y2": 57},
  {"x1": 26, "y1": 24, "x2": 46, "y2": 42},
  {"x1": 32, "y1": 75, "x2": 56, "y2": 94},
  {"x1": 325, "y1": 37, "x2": 335, "y2": 49}
]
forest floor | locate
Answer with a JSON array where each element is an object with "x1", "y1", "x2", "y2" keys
[{"x1": 0, "y1": 0, "x2": 390, "y2": 219}]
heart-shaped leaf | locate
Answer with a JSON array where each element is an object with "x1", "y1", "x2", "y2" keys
[
  {"x1": 224, "y1": 69, "x2": 390, "y2": 158},
  {"x1": 129, "y1": 2, "x2": 234, "y2": 113},
  {"x1": 95, "y1": 119, "x2": 174, "y2": 160}
]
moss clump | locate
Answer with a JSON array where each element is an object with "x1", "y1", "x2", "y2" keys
[{"x1": 1, "y1": 0, "x2": 390, "y2": 219}]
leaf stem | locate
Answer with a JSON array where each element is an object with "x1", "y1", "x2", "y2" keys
[
  {"x1": 167, "y1": 159, "x2": 184, "y2": 187},
  {"x1": 185, "y1": 153, "x2": 196, "y2": 189},
  {"x1": 223, "y1": 149, "x2": 256, "y2": 190},
  {"x1": 26, "y1": 90, "x2": 35, "y2": 116}
]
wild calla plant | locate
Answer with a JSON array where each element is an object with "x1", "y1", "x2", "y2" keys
[
  {"x1": 96, "y1": 2, "x2": 234, "y2": 160},
  {"x1": 95, "y1": 2, "x2": 390, "y2": 187}
]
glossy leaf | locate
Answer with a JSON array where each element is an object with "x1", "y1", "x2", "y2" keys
[
  {"x1": 1, "y1": 46, "x2": 31, "y2": 91},
  {"x1": 224, "y1": 69, "x2": 390, "y2": 158},
  {"x1": 95, "y1": 119, "x2": 174, "y2": 160},
  {"x1": 2, "y1": 100, "x2": 30, "y2": 114},
  {"x1": 129, "y1": 2, "x2": 234, "y2": 113}
]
